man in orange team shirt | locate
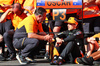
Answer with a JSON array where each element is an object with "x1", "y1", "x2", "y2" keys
[
  {"x1": 0, "y1": 0, "x2": 14, "y2": 57},
  {"x1": 0, "y1": 3, "x2": 27, "y2": 60}
]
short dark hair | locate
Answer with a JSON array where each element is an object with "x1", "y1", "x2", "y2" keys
[
  {"x1": 13, "y1": 3, "x2": 22, "y2": 10},
  {"x1": 34, "y1": 7, "x2": 46, "y2": 16}
]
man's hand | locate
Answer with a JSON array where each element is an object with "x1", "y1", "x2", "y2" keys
[
  {"x1": 1, "y1": 4, "x2": 12, "y2": 8},
  {"x1": 89, "y1": 37, "x2": 95, "y2": 40},
  {"x1": 55, "y1": 42, "x2": 62, "y2": 47},
  {"x1": 44, "y1": 35, "x2": 53, "y2": 42},
  {"x1": 87, "y1": 37, "x2": 95, "y2": 42},
  {"x1": 87, "y1": 37, "x2": 96, "y2": 44},
  {"x1": 90, "y1": 40, "x2": 96, "y2": 44},
  {"x1": 56, "y1": 38, "x2": 63, "y2": 44},
  {"x1": 7, "y1": 8, "x2": 13, "y2": 12},
  {"x1": 0, "y1": 8, "x2": 14, "y2": 23},
  {"x1": 55, "y1": 37, "x2": 64, "y2": 47}
]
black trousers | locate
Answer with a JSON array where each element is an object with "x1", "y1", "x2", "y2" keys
[
  {"x1": 3, "y1": 30, "x2": 15, "y2": 54},
  {"x1": 13, "y1": 38, "x2": 44, "y2": 57},
  {"x1": 0, "y1": 13, "x2": 14, "y2": 54},
  {"x1": 55, "y1": 41, "x2": 82, "y2": 63}
]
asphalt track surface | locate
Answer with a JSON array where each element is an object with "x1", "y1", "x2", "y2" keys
[
  {"x1": 0, "y1": 57, "x2": 100, "y2": 66},
  {"x1": 0, "y1": 49, "x2": 100, "y2": 66}
]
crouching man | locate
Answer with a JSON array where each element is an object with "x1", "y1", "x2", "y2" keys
[
  {"x1": 76, "y1": 33, "x2": 100, "y2": 65},
  {"x1": 50, "y1": 17, "x2": 83, "y2": 65},
  {"x1": 85, "y1": 33, "x2": 100, "y2": 56},
  {"x1": 13, "y1": 7, "x2": 53, "y2": 64}
]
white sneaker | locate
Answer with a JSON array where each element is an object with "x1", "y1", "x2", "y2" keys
[{"x1": 16, "y1": 54, "x2": 28, "y2": 64}]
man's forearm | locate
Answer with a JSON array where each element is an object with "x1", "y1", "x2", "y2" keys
[
  {"x1": 0, "y1": 9, "x2": 10, "y2": 23},
  {"x1": 28, "y1": 33, "x2": 45, "y2": 40},
  {"x1": 38, "y1": 32, "x2": 47, "y2": 35},
  {"x1": 63, "y1": 31, "x2": 82, "y2": 42},
  {"x1": 63, "y1": 35, "x2": 76, "y2": 42}
]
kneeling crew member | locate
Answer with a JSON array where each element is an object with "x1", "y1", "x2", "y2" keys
[{"x1": 13, "y1": 7, "x2": 53, "y2": 64}]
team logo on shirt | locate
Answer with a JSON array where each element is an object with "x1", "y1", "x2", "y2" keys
[{"x1": 37, "y1": 0, "x2": 45, "y2": 6}]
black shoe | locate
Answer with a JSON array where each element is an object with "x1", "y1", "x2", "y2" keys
[
  {"x1": 76, "y1": 57, "x2": 85, "y2": 64},
  {"x1": 25, "y1": 57, "x2": 37, "y2": 63},
  {"x1": 50, "y1": 60, "x2": 58, "y2": 65},
  {"x1": 57, "y1": 57, "x2": 63, "y2": 65},
  {"x1": 16, "y1": 54, "x2": 28, "y2": 64},
  {"x1": 82, "y1": 57, "x2": 94, "y2": 65},
  {"x1": 50, "y1": 55, "x2": 58, "y2": 65},
  {"x1": 6, "y1": 53, "x2": 16, "y2": 61},
  {"x1": 0, "y1": 54, "x2": 6, "y2": 61}
]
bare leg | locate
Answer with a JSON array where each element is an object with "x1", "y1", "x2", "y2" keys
[
  {"x1": 84, "y1": 45, "x2": 88, "y2": 54},
  {"x1": 87, "y1": 43, "x2": 94, "y2": 56},
  {"x1": 90, "y1": 51, "x2": 100, "y2": 60}
]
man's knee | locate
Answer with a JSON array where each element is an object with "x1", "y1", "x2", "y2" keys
[
  {"x1": 31, "y1": 39, "x2": 39, "y2": 47},
  {"x1": 13, "y1": 39, "x2": 21, "y2": 49},
  {"x1": 66, "y1": 41, "x2": 77, "y2": 48},
  {"x1": 3, "y1": 32, "x2": 9, "y2": 39}
]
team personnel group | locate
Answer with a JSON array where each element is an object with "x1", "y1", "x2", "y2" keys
[{"x1": 0, "y1": 0, "x2": 100, "y2": 65}]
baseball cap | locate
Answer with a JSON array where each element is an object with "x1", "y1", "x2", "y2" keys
[{"x1": 65, "y1": 17, "x2": 78, "y2": 25}]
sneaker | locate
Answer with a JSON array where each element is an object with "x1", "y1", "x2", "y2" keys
[
  {"x1": 50, "y1": 60, "x2": 58, "y2": 65},
  {"x1": 82, "y1": 57, "x2": 94, "y2": 65},
  {"x1": 76, "y1": 57, "x2": 85, "y2": 64},
  {"x1": 25, "y1": 57, "x2": 37, "y2": 63},
  {"x1": 6, "y1": 53, "x2": 16, "y2": 61},
  {"x1": 16, "y1": 54, "x2": 28, "y2": 64},
  {"x1": 50, "y1": 55, "x2": 58, "y2": 65},
  {"x1": 57, "y1": 56, "x2": 63, "y2": 65}
]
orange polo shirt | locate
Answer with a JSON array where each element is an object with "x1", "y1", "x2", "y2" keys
[
  {"x1": 17, "y1": 14, "x2": 44, "y2": 33},
  {"x1": 14, "y1": 14, "x2": 44, "y2": 39},
  {"x1": 6, "y1": 12, "x2": 27, "y2": 30},
  {"x1": 23, "y1": 0, "x2": 36, "y2": 10},
  {"x1": 0, "y1": 0, "x2": 14, "y2": 12},
  {"x1": 14, "y1": 0, "x2": 25, "y2": 6}
]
